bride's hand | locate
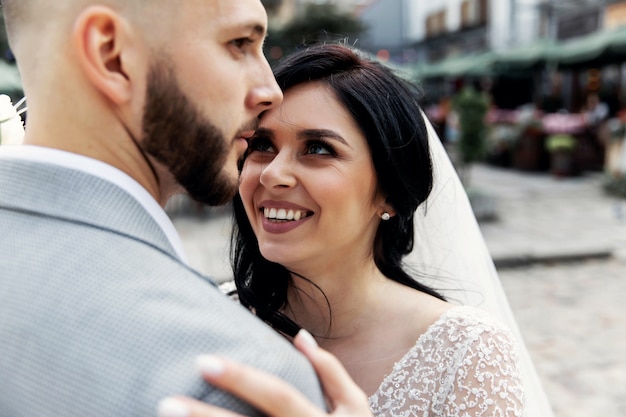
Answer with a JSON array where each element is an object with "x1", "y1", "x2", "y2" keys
[{"x1": 157, "y1": 330, "x2": 373, "y2": 417}]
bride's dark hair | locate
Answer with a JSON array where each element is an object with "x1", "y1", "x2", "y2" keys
[{"x1": 231, "y1": 43, "x2": 445, "y2": 337}]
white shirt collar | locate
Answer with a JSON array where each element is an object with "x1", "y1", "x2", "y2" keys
[{"x1": 0, "y1": 145, "x2": 188, "y2": 263}]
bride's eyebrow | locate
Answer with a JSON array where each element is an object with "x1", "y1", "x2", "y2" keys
[
  {"x1": 252, "y1": 127, "x2": 272, "y2": 137},
  {"x1": 297, "y1": 129, "x2": 352, "y2": 149}
]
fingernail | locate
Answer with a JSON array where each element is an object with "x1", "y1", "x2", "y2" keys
[
  {"x1": 297, "y1": 329, "x2": 318, "y2": 350},
  {"x1": 195, "y1": 354, "x2": 225, "y2": 377},
  {"x1": 158, "y1": 397, "x2": 190, "y2": 417}
]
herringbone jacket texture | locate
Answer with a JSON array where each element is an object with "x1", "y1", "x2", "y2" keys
[{"x1": 0, "y1": 158, "x2": 324, "y2": 417}]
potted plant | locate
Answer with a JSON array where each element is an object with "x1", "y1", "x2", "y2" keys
[{"x1": 545, "y1": 133, "x2": 577, "y2": 177}]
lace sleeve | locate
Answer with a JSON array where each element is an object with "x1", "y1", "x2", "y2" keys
[
  {"x1": 442, "y1": 316, "x2": 526, "y2": 416},
  {"x1": 369, "y1": 307, "x2": 526, "y2": 417}
]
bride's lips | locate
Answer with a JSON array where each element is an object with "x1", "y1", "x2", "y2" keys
[{"x1": 258, "y1": 200, "x2": 313, "y2": 234}]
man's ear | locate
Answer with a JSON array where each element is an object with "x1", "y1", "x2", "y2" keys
[{"x1": 72, "y1": 6, "x2": 134, "y2": 105}]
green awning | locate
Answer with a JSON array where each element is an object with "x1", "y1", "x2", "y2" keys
[
  {"x1": 413, "y1": 26, "x2": 626, "y2": 80},
  {"x1": 413, "y1": 41, "x2": 560, "y2": 80},
  {"x1": 493, "y1": 39, "x2": 561, "y2": 71},
  {"x1": 414, "y1": 52, "x2": 496, "y2": 80},
  {"x1": 557, "y1": 26, "x2": 626, "y2": 67}
]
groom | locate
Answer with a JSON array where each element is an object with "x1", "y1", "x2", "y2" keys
[{"x1": 0, "y1": 1, "x2": 324, "y2": 416}]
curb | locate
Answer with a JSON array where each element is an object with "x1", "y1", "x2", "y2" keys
[{"x1": 493, "y1": 249, "x2": 613, "y2": 269}]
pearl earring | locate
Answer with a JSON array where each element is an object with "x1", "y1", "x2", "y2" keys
[{"x1": 381, "y1": 212, "x2": 391, "y2": 221}]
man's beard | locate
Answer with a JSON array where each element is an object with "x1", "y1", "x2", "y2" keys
[{"x1": 140, "y1": 60, "x2": 237, "y2": 206}]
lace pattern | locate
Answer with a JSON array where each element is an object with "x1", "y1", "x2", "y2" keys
[{"x1": 368, "y1": 306, "x2": 525, "y2": 417}]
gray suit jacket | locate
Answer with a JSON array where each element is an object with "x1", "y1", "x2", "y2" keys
[{"x1": 0, "y1": 159, "x2": 324, "y2": 417}]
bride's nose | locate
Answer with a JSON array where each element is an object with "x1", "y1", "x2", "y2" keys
[{"x1": 259, "y1": 151, "x2": 297, "y2": 189}]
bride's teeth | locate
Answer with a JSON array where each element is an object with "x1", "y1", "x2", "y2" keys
[{"x1": 263, "y1": 207, "x2": 308, "y2": 220}]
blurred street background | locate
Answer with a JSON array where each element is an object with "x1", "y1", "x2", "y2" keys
[{"x1": 3, "y1": 0, "x2": 626, "y2": 416}]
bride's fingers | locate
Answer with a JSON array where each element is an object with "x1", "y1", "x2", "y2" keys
[
  {"x1": 158, "y1": 332, "x2": 372, "y2": 417},
  {"x1": 193, "y1": 354, "x2": 326, "y2": 417},
  {"x1": 293, "y1": 330, "x2": 370, "y2": 413}
]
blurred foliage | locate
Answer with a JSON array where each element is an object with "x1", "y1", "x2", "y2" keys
[
  {"x1": 452, "y1": 86, "x2": 489, "y2": 165},
  {"x1": 264, "y1": 3, "x2": 366, "y2": 66},
  {"x1": 545, "y1": 133, "x2": 576, "y2": 153}
]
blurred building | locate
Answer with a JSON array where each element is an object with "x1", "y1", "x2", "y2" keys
[
  {"x1": 265, "y1": 0, "x2": 626, "y2": 61},
  {"x1": 264, "y1": 0, "x2": 626, "y2": 107},
  {"x1": 342, "y1": 0, "x2": 502, "y2": 64},
  {"x1": 352, "y1": 0, "x2": 626, "y2": 63},
  {"x1": 266, "y1": 0, "x2": 370, "y2": 27},
  {"x1": 356, "y1": 0, "x2": 407, "y2": 62}
]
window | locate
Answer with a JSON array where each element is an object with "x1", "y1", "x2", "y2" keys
[
  {"x1": 461, "y1": 0, "x2": 488, "y2": 28},
  {"x1": 426, "y1": 10, "x2": 447, "y2": 38}
]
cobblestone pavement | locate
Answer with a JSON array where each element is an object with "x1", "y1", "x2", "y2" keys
[
  {"x1": 499, "y1": 259, "x2": 626, "y2": 417},
  {"x1": 472, "y1": 164, "x2": 626, "y2": 417},
  {"x1": 471, "y1": 164, "x2": 626, "y2": 265},
  {"x1": 172, "y1": 163, "x2": 626, "y2": 417}
]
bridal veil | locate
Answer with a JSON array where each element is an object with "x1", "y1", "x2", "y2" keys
[{"x1": 410, "y1": 113, "x2": 554, "y2": 416}]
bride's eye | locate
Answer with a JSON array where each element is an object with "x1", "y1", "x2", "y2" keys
[
  {"x1": 247, "y1": 135, "x2": 274, "y2": 153},
  {"x1": 306, "y1": 140, "x2": 336, "y2": 156}
]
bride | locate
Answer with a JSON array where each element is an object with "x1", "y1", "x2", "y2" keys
[{"x1": 157, "y1": 44, "x2": 553, "y2": 417}]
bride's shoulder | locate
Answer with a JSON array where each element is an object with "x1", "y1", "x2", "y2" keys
[
  {"x1": 438, "y1": 305, "x2": 511, "y2": 329},
  {"x1": 427, "y1": 305, "x2": 519, "y2": 350}
]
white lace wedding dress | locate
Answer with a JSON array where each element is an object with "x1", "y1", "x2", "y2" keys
[{"x1": 368, "y1": 306, "x2": 525, "y2": 417}]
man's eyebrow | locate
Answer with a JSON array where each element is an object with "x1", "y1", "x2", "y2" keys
[
  {"x1": 228, "y1": 19, "x2": 267, "y2": 38},
  {"x1": 252, "y1": 24, "x2": 266, "y2": 36},
  {"x1": 247, "y1": 22, "x2": 269, "y2": 44},
  {"x1": 243, "y1": 22, "x2": 266, "y2": 37},
  {"x1": 298, "y1": 129, "x2": 352, "y2": 148}
]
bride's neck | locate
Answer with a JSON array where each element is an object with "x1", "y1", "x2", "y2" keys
[{"x1": 283, "y1": 263, "x2": 390, "y2": 340}]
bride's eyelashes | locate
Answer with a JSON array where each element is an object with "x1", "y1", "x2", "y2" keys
[
  {"x1": 303, "y1": 139, "x2": 337, "y2": 157},
  {"x1": 247, "y1": 134, "x2": 273, "y2": 153},
  {"x1": 246, "y1": 134, "x2": 339, "y2": 158}
]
